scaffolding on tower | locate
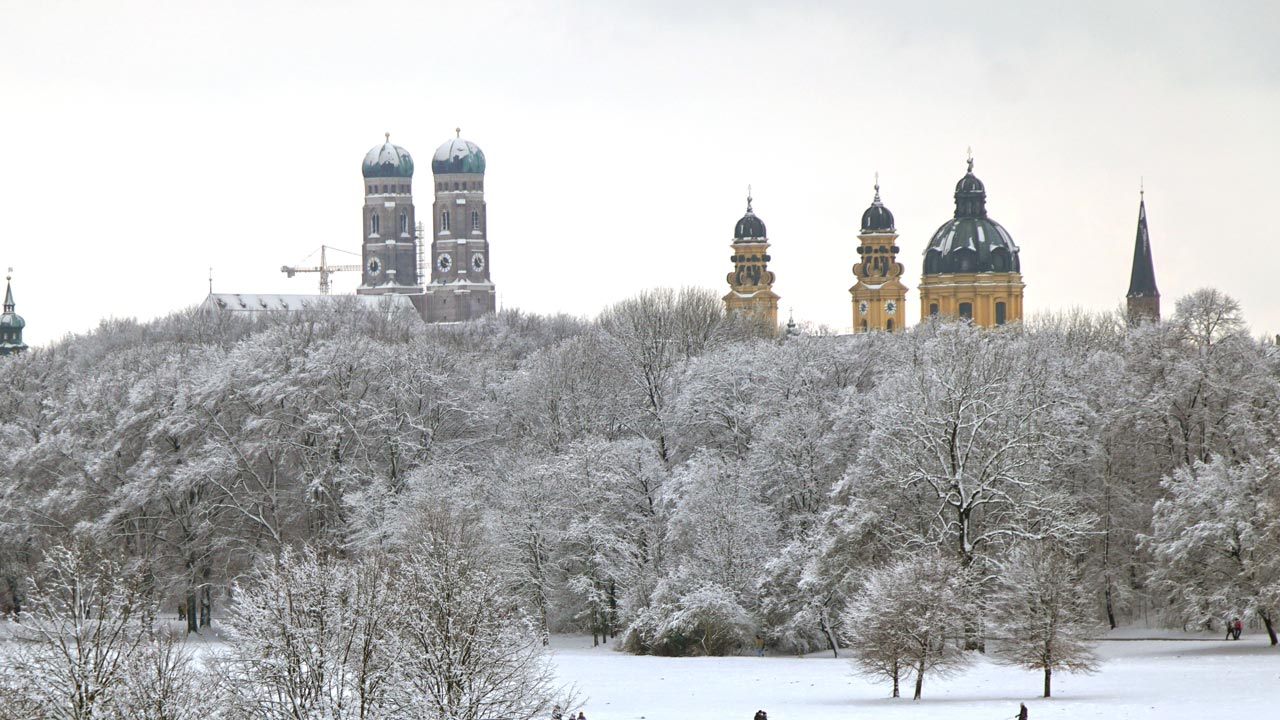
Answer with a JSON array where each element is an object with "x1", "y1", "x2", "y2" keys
[
  {"x1": 416, "y1": 221, "x2": 426, "y2": 285},
  {"x1": 281, "y1": 245, "x2": 362, "y2": 294}
]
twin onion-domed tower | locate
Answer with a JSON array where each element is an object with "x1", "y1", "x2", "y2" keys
[
  {"x1": 723, "y1": 190, "x2": 780, "y2": 334},
  {"x1": 918, "y1": 156, "x2": 1024, "y2": 326},
  {"x1": 356, "y1": 130, "x2": 495, "y2": 322}
]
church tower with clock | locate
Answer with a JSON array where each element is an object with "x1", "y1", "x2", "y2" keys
[
  {"x1": 723, "y1": 190, "x2": 780, "y2": 335},
  {"x1": 357, "y1": 134, "x2": 422, "y2": 296},
  {"x1": 849, "y1": 178, "x2": 907, "y2": 332},
  {"x1": 423, "y1": 130, "x2": 496, "y2": 322}
]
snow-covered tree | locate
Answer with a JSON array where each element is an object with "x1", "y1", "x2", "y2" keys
[
  {"x1": 393, "y1": 504, "x2": 571, "y2": 720},
  {"x1": 1146, "y1": 453, "x2": 1280, "y2": 645},
  {"x1": 990, "y1": 545, "x2": 1102, "y2": 697},
  {"x1": 218, "y1": 547, "x2": 399, "y2": 720},
  {"x1": 0, "y1": 542, "x2": 212, "y2": 720}
]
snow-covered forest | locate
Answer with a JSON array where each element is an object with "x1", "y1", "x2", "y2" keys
[{"x1": 0, "y1": 286, "x2": 1278, "y2": 713}]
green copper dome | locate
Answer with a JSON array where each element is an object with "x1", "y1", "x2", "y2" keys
[
  {"x1": 432, "y1": 134, "x2": 486, "y2": 175},
  {"x1": 922, "y1": 158, "x2": 1020, "y2": 275},
  {"x1": 362, "y1": 135, "x2": 415, "y2": 178}
]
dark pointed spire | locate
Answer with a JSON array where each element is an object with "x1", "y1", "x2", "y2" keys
[
  {"x1": 1126, "y1": 194, "x2": 1159, "y2": 298},
  {"x1": 1126, "y1": 188, "x2": 1161, "y2": 322},
  {"x1": 3, "y1": 269, "x2": 13, "y2": 313}
]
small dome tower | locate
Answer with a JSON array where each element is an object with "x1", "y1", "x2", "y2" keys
[
  {"x1": 723, "y1": 188, "x2": 780, "y2": 336},
  {"x1": 1, "y1": 270, "x2": 28, "y2": 356},
  {"x1": 850, "y1": 176, "x2": 908, "y2": 332}
]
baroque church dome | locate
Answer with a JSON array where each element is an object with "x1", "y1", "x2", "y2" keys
[
  {"x1": 362, "y1": 135, "x2": 415, "y2": 178},
  {"x1": 734, "y1": 192, "x2": 766, "y2": 239},
  {"x1": 432, "y1": 132, "x2": 486, "y2": 174},
  {"x1": 923, "y1": 158, "x2": 1020, "y2": 275},
  {"x1": 861, "y1": 180, "x2": 895, "y2": 233}
]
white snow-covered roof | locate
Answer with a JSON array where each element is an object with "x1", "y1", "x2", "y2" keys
[{"x1": 201, "y1": 293, "x2": 417, "y2": 314}]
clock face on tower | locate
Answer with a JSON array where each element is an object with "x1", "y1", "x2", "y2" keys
[
  {"x1": 436, "y1": 254, "x2": 452, "y2": 272},
  {"x1": 858, "y1": 301, "x2": 869, "y2": 316},
  {"x1": 884, "y1": 300, "x2": 898, "y2": 315},
  {"x1": 471, "y1": 253, "x2": 486, "y2": 272},
  {"x1": 367, "y1": 257, "x2": 382, "y2": 275}
]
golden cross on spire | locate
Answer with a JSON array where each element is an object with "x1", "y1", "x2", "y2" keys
[
  {"x1": 966, "y1": 146, "x2": 974, "y2": 172},
  {"x1": 747, "y1": 184, "x2": 753, "y2": 212},
  {"x1": 1140, "y1": 176, "x2": 1144, "y2": 199}
]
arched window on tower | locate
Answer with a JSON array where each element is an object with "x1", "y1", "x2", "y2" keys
[
  {"x1": 995, "y1": 301, "x2": 1007, "y2": 326},
  {"x1": 400, "y1": 212, "x2": 408, "y2": 234},
  {"x1": 441, "y1": 210, "x2": 450, "y2": 232},
  {"x1": 886, "y1": 319, "x2": 894, "y2": 332},
  {"x1": 471, "y1": 210, "x2": 480, "y2": 231},
  {"x1": 929, "y1": 302, "x2": 939, "y2": 317},
  {"x1": 370, "y1": 213, "x2": 380, "y2": 236},
  {"x1": 959, "y1": 302, "x2": 973, "y2": 320}
]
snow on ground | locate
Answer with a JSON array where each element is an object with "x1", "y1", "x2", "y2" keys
[{"x1": 548, "y1": 632, "x2": 1280, "y2": 720}]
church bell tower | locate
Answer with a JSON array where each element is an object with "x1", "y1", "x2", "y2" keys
[
  {"x1": 1126, "y1": 187, "x2": 1160, "y2": 323},
  {"x1": 850, "y1": 177, "x2": 907, "y2": 332},
  {"x1": 424, "y1": 129, "x2": 496, "y2": 322},
  {"x1": 723, "y1": 189, "x2": 780, "y2": 335},
  {"x1": 357, "y1": 134, "x2": 421, "y2": 295}
]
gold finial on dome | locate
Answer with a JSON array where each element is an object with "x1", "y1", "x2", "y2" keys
[
  {"x1": 385, "y1": 132, "x2": 390, "y2": 143},
  {"x1": 966, "y1": 146, "x2": 974, "y2": 173},
  {"x1": 746, "y1": 184, "x2": 753, "y2": 212},
  {"x1": 456, "y1": 127, "x2": 461, "y2": 138}
]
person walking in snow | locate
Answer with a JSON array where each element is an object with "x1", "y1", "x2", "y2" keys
[
  {"x1": 754, "y1": 710, "x2": 768, "y2": 720},
  {"x1": 1233, "y1": 618, "x2": 1243, "y2": 640}
]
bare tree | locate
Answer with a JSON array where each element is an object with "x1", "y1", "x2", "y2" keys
[
  {"x1": 990, "y1": 544, "x2": 1102, "y2": 697},
  {"x1": 842, "y1": 552, "x2": 973, "y2": 699}
]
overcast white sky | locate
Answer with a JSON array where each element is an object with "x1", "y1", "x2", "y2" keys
[{"x1": 3, "y1": 0, "x2": 1278, "y2": 346}]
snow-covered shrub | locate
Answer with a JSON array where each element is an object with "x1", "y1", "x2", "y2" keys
[{"x1": 621, "y1": 576, "x2": 754, "y2": 656}]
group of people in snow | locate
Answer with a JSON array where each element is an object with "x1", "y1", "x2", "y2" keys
[
  {"x1": 552, "y1": 706, "x2": 585, "y2": 720},
  {"x1": 1225, "y1": 617, "x2": 1243, "y2": 640}
]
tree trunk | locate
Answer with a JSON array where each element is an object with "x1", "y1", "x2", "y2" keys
[
  {"x1": 891, "y1": 660, "x2": 900, "y2": 698},
  {"x1": 199, "y1": 584, "x2": 212, "y2": 628},
  {"x1": 185, "y1": 592, "x2": 198, "y2": 634},
  {"x1": 1043, "y1": 666, "x2": 1051, "y2": 698},
  {"x1": 1104, "y1": 584, "x2": 1117, "y2": 630},
  {"x1": 913, "y1": 661, "x2": 925, "y2": 700},
  {"x1": 1261, "y1": 610, "x2": 1278, "y2": 646},
  {"x1": 819, "y1": 606, "x2": 840, "y2": 658}
]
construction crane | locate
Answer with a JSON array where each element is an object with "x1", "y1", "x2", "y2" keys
[{"x1": 281, "y1": 245, "x2": 361, "y2": 295}]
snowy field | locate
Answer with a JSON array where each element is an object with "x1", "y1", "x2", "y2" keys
[{"x1": 549, "y1": 632, "x2": 1280, "y2": 720}]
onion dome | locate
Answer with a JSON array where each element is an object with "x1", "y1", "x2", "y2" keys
[
  {"x1": 432, "y1": 129, "x2": 486, "y2": 174},
  {"x1": 860, "y1": 176, "x2": 895, "y2": 233},
  {"x1": 923, "y1": 156, "x2": 1020, "y2": 274},
  {"x1": 734, "y1": 189, "x2": 767, "y2": 239},
  {"x1": 362, "y1": 134, "x2": 415, "y2": 178}
]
